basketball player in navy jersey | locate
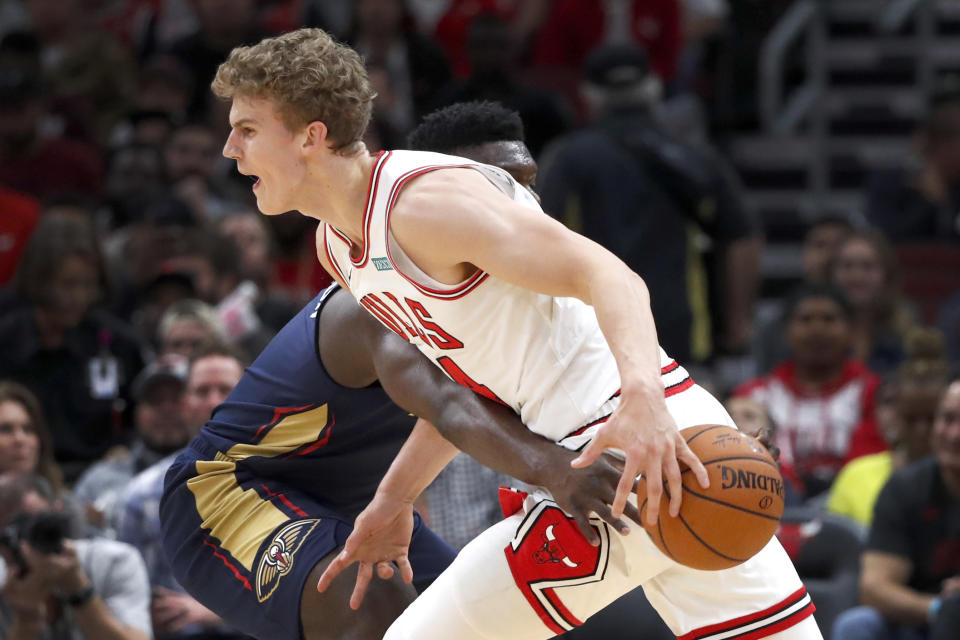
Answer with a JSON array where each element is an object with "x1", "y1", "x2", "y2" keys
[{"x1": 158, "y1": 105, "x2": 635, "y2": 640}]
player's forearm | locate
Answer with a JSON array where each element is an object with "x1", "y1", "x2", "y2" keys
[
  {"x1": 861, "y1": 578, "x2": 934, "y2": 625},
  {"x1": 430, "y1": 392, "x2": 573, "y2": 487},
  {"x1": 587, "y1": 266, "x2": 665, "y2": 398},
  {"x1": 376, "y1": 419, "x2": 459, "y2": 503}
]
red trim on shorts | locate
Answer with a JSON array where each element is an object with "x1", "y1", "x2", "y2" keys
[
  {"x1": 259, "y1": 484, "x2": 308, "y2": 518},
  {"x1": 349, "y1": 150, "x2": 390, "y2": 267},
  {"x1": 383, "y1": 164, "x2": 491, "y2": 300},
  {"x1": 664, "y1": 377, "x2": 695, "y2": 398},
  {"x1": 661, "y1": 360, "x2": 679, "y2": 374},
  {"x1": 678, "y1": 587, "x2": 815, "y2": 640},
  {"x1": 203, "y1": 539, "x2": 252, "y2": 591},
  {"x1": 543, "y1": 588, "x2": 584, "y2": 627}
]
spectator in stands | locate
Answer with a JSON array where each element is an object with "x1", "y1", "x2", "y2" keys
[
  {"x1": 157, "y1": 300, "x2": 226, "y2": 360},
  {"x1": 0, "y1": 216, "x2": 145, "y2": 481},
  {"x1": 0, "y1": 58, "x2": 103, "y2": 199},
  {"x1": 532, "y1": 0, "x2": 683, "y2": 84},
  {"x1": 540, "y1": 43, "x2": 761, "y2": 365},
  {"x1": 0, "y1": 185, "x2": 39, "y2": 286},
  {"x1": 434, "y1": 12, "x2": 570, "y2": 156},
  {"x1": 753, "y1": 215, "x2": 854, "y2": 375},
  {"x1": 348, "y1": 0, "x2": 451, "y2": 147},
  {"x1": 165, "y1": 0, "x2": 263, "y2": 118},
  {"x1": 0, "y1": 381, "x2": 63, "y2": 495},
  {"x1": 0, "y1": 472, "x2": 151, "y2": 640},
  {"x1": 828, "y1": 328, "x2": 949, "y2": 526},
  {"x1": 867, "y1": 82, "x2": 960, "y2": 242},
  {"x1": 73, "y1": 354, "x2": 189, "y2": 533},
  {"x1": 735, "y1": 283, "x2": 887, "y2": 499},
  {"x1": 829, "y1": 228, "x2": 918, "y2": 375},
  {"x1": 99, "y1": 142, "x2": 168, "y2": 231},
  {"x1": 116, "y1": 344, "x2": 245, "y2": 639},
  {"x1": 164, "y1": 121, "x2": 240, "y2": 224},
  {"x1": 831, "y1": 378, "x2": 960, "y2": 640}
]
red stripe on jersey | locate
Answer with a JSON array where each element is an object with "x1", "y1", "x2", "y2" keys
[
  {"x1": 322, "y1": 224, "x2": 348, "y2": 285},
  {"x1": 350, "y1": 150, "x2": 390, "y2": 267},
  {"x1": 383, "y1": 164, "x2": 493, "y2": 300},
  {"x1": 678, "y1": 587, "x2": 812, "y2": 640},
  {"x1": 284, "y1": 414, "x2": 336, "y2": 459},
  {"x1": 253, "y1": 404, "x2": 316, "y2": 440},
  {"x1": 664, "y1": 377, "x2": 695, "y2": 398},
  {"x1": 203, "y1": 539, "x2": 252, "y2": 591},
  {"x1": 360, "y1": 297, "x2": 408, "y2": 339},
  {"x1": 259, "y1": 483, "x2": 308, "y2": 517}
]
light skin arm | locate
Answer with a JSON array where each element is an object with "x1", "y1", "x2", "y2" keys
[
  {"x1": 391, "y1": 168, "x2": 708, "y2": 520},
  {"x1": 860, "y1": 551, "x2": 933, "y2": 626}
]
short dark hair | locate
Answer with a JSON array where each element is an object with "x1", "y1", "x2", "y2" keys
[
  {"x1": 407, "y1": 101, "x2": 525, "y2": 153},
  {"x1": 189, "y1": 340, "x2": 249, "y2": 373},
  {"x1": 783, "y1": 282, "x2": 854, "y2": 321}
]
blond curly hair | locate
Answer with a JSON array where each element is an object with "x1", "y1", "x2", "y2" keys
[{"x1": 212, "y1": 28, "x2": 375, "y2": 155}]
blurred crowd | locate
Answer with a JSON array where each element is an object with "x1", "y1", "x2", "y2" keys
[{"x1": 0, "y1": 1, "x2": 958, "y2": 639}]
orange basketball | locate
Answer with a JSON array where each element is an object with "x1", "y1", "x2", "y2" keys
[{"x1": 636, "y1": 424, "x2": 784, "y2": 571}]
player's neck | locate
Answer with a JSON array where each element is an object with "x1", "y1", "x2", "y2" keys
[{"x1": 298, "y1": 148, "x2": 378, "y2": 243}]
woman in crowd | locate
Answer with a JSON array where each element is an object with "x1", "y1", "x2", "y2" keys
[{"x1": 0, "y1": 380, "x2": 63, "y2": 494}]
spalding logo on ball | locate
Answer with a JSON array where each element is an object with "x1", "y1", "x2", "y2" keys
[{"x1": 637, "y1": 424, "x2": 785, "y2": 571}]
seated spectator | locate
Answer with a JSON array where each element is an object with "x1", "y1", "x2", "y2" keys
[
  {"x1": 0, "y1": 381, "x2": 63, "y2": 494},
  {"x1": 115, "y1": 344, "x2": 245, "y2": 639},
  {"x1": 829, "y1": 228, "x2": 919, "y2": 376},
  {"x1": 73, "y1": 354, "x2": 189, "y2": 533},
  {"x1": 0, "y1": 59, "x2": 103, "y2": 200},
  {"x1": 0, "y1": 472, "x2": 151, "y2": 640},
  {"x1": 0, "y1": 216, "x2": 146, "y2": 481},
  {"x1": 157, "y1": 299, "x2": 227, "y2": 360},
  {"x1": 752, "y1": 215, "x2": 853, "y2": 375},
  {"x1": 828, "y1": 328, "x2": 950, "y2": 526},
  {"x1": 830, "y1": 379, "x2": 960, "y2": 640},
  {"x1": 866, "y1": 81, "x2": 960, "y2": 242},
  {"x1": 735, "y1": 283, "x2": 887, "y2": 499},
  {"x1": 164, "y1": 121, "x2": 240, "y2": 224}
]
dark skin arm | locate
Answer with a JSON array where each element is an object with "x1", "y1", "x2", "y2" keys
[
  {"x1": 319, "y1": 288, "x2": 639, "y2": 532},
  {"x1": 317, "y1": 289, "x2": 640, "y2": 607}
]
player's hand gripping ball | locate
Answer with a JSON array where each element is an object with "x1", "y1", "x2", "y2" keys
[{"x1": 636, "y1": 424, "x2": 784, "y2": 570}]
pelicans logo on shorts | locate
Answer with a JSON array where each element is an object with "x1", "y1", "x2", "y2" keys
[{"x1": 256, "y1": 519, "x2": 321, "y2": 602}]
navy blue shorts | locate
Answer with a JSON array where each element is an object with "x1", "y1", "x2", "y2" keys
[{"x1": 160, "y1": 445, "x2": 456, "y2": 640}]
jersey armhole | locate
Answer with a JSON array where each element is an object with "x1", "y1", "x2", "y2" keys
[{"x1": 318, "y1": 223, "x2": 350, "y2": 291}]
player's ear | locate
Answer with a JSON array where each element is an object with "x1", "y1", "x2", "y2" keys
[{"x1": 302, "y1": 121, "x2": 329, "y2": 155}]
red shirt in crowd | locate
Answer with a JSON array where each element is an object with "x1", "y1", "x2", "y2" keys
[
  {"x1": 0, "y1": 138, "x2": 103, "y2": 200},
  {"x1": 0, "y1": 186, "x2": 40, "y2": 284},
  {"x1": 531, "y1": 0, "x2": 681, "y2": 81},
  {"x1": 734, "y1": 359, "x2": 887, "y2": 495}
]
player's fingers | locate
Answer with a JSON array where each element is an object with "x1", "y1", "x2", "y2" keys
[
  {"x1": 570, "y1": 434, "x2": 606, "y2": 468},
  {"x1": 622, "y1": 499, "x2": 642, "y2": 527},
  {"x1": 664, "y1": 456, "x2": 684, "y2": 518},
  {"x1": 349, "y1": 563, "x2": 373, "y2": 610},
  {"x1": 395, "y1": 554, "x2": 414, "y2": 584},
  {"x1": 571, "y1": 510, "x2": 600, "y2": 545},
  {"x1": 591, "y1": 503, "x2": 630, "y2": 536},
  {"x1": 376, "y1": 561, "x2": 394, "y2": 580},
  {"x1": 612, "y1": 458, "x2": 640, "y2": 519},
  {"x1": 316, "y1": 555, "x2": 348, "y2": 593},
  {"x1": 677, "y1": 438, "x2": 709, "y2": 489},
  {"x1": 644, "y1": 458, "x2": 663, "y2": 526}
]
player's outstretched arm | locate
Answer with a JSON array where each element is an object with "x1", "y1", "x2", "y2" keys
[{"x1": 391, "y1": 169, "x2": 709, "y2": 522}]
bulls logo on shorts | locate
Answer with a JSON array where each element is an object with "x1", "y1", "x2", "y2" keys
[
  {"x1": 256, "y1": 519, "x2": 321, "y2": 603},
  {"x1": 504, "y1": 500, "x2": 610, "y2": 635}
]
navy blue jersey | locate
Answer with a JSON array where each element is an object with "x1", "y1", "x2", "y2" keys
[{"x1": 191, "y1": 285, "x2": 415, "y2": 517}]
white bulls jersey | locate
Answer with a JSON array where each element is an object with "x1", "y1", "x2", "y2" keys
[{"x1": 322, "y1": 150, "x2": 688, "y2": 442}]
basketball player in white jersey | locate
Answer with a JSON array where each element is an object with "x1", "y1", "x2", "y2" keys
[{"x1": 213, "y1": 28, "x2": 822, "y2": 640}]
